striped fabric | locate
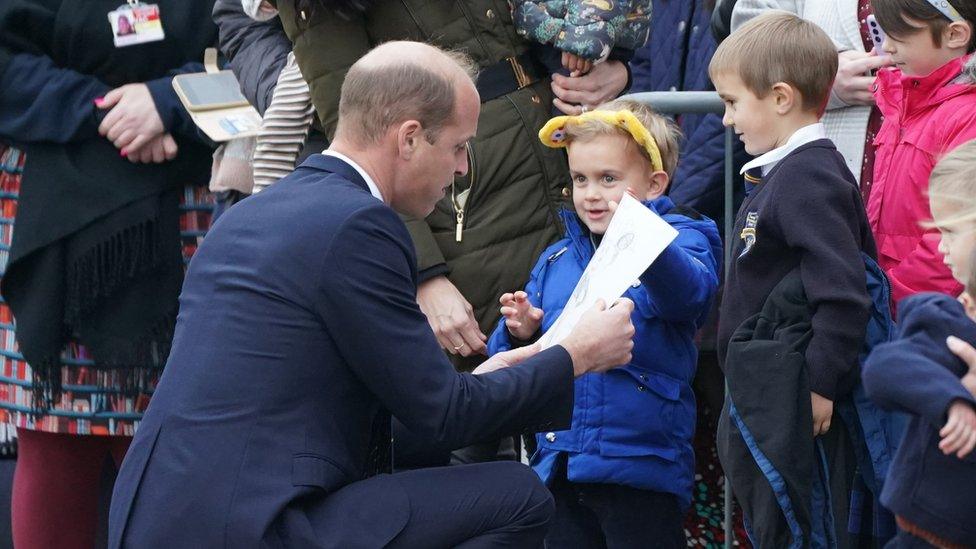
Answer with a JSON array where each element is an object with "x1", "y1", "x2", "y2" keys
[
  {"x1": 252, "y1": 52, "x2": 314, "y2": 192},
  {"x1": 0, "y1": 143, "x2": 214, "y2": 438}
]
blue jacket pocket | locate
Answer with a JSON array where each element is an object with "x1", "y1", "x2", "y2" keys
[{"x1": 598, "y1": 368, "x2": 685, "y2": 459}]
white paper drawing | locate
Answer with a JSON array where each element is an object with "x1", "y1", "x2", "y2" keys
[{"x1": 537, "y1": 194, "x2": 679, "y2": 349}]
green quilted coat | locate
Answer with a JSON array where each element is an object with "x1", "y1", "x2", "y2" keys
[{"x1": 277, "y1": 0, "x2": 570, "y2": 370}]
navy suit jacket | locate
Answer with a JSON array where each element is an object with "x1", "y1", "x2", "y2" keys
[{"x1": 107, "y1": 155, "x2": 575, "y2": 547}]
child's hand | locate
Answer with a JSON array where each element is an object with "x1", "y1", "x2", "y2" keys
[
  {"x1": 939, "y1": 400, "x2": 976, "y2": 459},
  {"x1": 811, "y1": 392, "x2": 833, "y2": 436},
  {"x1": 561, "y1": 51, "x2": 593, "y2": 77},
  {"x1": 499, "y1": 291, "x2": 544, "y2": 341}
]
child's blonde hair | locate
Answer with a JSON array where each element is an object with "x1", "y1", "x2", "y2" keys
[
  {"x1": 709, "y1": 12, "x2": 838, "y2": 113},
  {"x1": 929, "y1": 139, "x2": 976, "y2": 229},
  {"x1": 562, "y1": 99, "x2": 682, "y2": 178}
]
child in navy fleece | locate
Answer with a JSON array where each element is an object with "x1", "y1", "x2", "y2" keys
[
  {"x1": 863, "y1": 140, "x2": 976, "y2": 548},
  {"x1": 487, "y1": 98, "x2": 721, "y2": 548}
]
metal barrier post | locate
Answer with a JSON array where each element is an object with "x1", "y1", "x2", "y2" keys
[{"x1": 622, "y1": 91, "x2": 735, "y2": 549}]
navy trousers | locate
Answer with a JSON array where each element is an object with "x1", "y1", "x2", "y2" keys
[{"x1": 296, "y1": 461, "x2": 554, "y2": 548}]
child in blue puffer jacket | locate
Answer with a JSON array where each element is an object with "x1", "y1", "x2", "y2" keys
[{"x1": 487, "y1": 98, "x2": 721, "y2": 548}]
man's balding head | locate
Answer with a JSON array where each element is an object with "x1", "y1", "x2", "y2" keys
[{"x1": 335, "y1": 41, "x2": 479, "y2": 146}]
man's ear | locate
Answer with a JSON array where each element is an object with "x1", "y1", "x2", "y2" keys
[
  {"x1": 946, "y1": 21, "x2": 973, "y2": 51},
  {"x1": 396, "y1": 120, "x2": 424, "y2": 160},
  {"x1": 771, "y1": 81, "x2": 798, "y2": 115},
  {"x1": 644, "y1": 170, "x2": 670, "y2": 200}
]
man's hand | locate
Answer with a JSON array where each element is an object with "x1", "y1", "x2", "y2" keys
[
  {"x1": 940, "y1": 400, "x2": 976, "y2": 459},
  {"x1": 472, "y1": 344, "x2": 541, "y2": 375},
  {"x1": 812, "y1": 392, "x2": 834, "y2": 436},
  {"x1": 127, "y1": 133, "x2": 178, "y2": 164},
  {"x1": 560, "y1": 298, "x2": 635, "y2": 377},
  {"x1": 417, "y1": 275, "x2": 487, "y2": 357},
  {"x1": 551, "y1": 60, "x2": 628, "y2": 115},
  {"x1": 96, "y1": 83, "x2": 166, "y2": 155},
  {"x1": 832, "y1": 50, "x2": 892, "y2": 107},
  {"x1": 499, "y1": 291, "x2": 544, "y2": 341},
  {"x1": 948, "y1": 336, "x2": 976, "y2": 397}
]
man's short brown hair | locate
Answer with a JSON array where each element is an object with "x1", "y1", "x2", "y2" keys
[
  {"x1": 337, "y1": 44, "x2": 478, "y2": 145},
  {"x1": 709, "y1": 12, "x2": 838, "y2": 113},
  {"x1": 872, "y1": 0, "x2": 976, "y2": 53}
]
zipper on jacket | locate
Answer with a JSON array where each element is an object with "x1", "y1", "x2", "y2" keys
[
  {"x1": 452, "y1": 0, "x2": 493, "y2": 59},
  {"x1": 453, "y1": 144, "x2": 477, "y2": 242}
]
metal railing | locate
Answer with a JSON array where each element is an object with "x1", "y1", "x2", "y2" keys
[{"x1": 623, "y1": 91, "x2": 736, "y2": 549}]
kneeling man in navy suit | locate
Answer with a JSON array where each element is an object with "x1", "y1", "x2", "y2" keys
[{"x1": 108, "y1": 41, "x2": 636, "y2": 548}]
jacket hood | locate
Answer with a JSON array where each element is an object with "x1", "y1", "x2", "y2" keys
[{"x1": 558, "y1": 195, "x2": 723, "y2": 269}]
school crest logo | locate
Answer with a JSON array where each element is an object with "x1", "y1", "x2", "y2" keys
[{"x1": 739, "y1": 211, "x2": 758, "y2": 257}]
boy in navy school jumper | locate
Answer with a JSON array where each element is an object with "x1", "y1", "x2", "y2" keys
[
  {"x1": 863, "y1": 141, "x2": 976, "y2": 549},
  {"x1": 487, "y1": 98, "x2": 721, "y2": 548},
  {"x1": 711, "y1": 12, "x2": 878, "y2": 438}
]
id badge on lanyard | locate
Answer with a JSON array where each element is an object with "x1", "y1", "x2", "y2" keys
[{"x1": 107, "y1": 0, "x2": 165, "y2": 48}]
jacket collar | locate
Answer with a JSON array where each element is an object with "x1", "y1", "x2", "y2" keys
[
  {"x1": 876, "y1": 54, "x2": 975, "y2": 118},
  {"x1": 297, "y1": 153, "x2": 379, "y2": 199}
]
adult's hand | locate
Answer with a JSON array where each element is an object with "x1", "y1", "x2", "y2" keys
[
  {"x1": 96, "y1": 83, "x2": 166, "y2": 155},
  {"x1": 811, "y1": 392, "x2": 834, "y2": 436},
  {"x1": 127, "y1": 133, "x2": 179, "y2": 164},
  {"x1": 560, "y1": 298, "x2": 635, "y2": 376},
  {"x1": 832, "y1": 50, "x2": 892, "y2": 107},
  {"x1": 417, "y1": 275, "x2": 487, "y2": 357},
  {"x1": 472, "y1": 343, "x2": 541, "y2": 375},
  {"x1": 552, "y1": 60, "x2": 628, "y2": 115}
]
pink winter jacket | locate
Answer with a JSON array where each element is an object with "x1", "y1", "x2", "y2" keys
[{"x1": 871, "y1": 55, "x2": 976, "y2": 309}]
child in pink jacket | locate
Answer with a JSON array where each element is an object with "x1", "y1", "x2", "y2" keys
[{"x1": 871, "y1": 0, "x2": 976, "y2": 307}]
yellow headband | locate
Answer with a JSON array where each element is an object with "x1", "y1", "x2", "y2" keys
[{"x1": 538, "y1": 109, "x2": 664, "y2": 173}]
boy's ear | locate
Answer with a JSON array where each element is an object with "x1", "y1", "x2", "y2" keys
[
  {"x1": 771, "y1": 82, "x2": 799, "y2": 115},
  {"x1": 946, "y1": 21, "x2": 973, "y2": 51},
  {"x1": 645, "y1": 170, "x2": 670, "y2": 200}
]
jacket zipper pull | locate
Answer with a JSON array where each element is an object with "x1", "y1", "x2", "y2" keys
[{"x1": 455, "y1": 210, "x2": 464, "y2": 242}]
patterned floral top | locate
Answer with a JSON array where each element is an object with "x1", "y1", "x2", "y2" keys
[{"x1": 0, "y1": 144, "x2": 213, "y2": 440}]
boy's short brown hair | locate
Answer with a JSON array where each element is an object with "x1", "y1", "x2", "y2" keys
[
  {"x1": 872, "y1": 0, "x2": 976, "y2": 53},
  {"x1": 562, "y1": 98, "x2": 683, "y2": 178},
  {"x1": 708, "y1": 12, "x2": 839, "y2": 113}
]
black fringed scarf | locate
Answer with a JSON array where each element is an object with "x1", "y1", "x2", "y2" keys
[{"x1": 1, "y1": 138, "x2": 209, "y2": 410}]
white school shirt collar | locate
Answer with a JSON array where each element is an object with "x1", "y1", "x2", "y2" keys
[
  {"x1": 321, "y1": 150, "x2": 385, "y2": 202},
  {"x1": 739, "y1": 123, "x2": 829, "y2": 177}
]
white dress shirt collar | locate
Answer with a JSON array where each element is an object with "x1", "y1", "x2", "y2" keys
[
  {"x1": 321, "y1": 150, "x2": 385, "y2": 202},
  {"x1": 739, "y1": 123, "x2": 829, "y2": 176}
]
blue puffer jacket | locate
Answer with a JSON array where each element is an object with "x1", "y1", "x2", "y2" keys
[
  {"x1": 487, "y1": 196, "x2": 721, "y2": 508},
  {"x1": 630, "y1": 0, "x2": 749, "y2": 234}
]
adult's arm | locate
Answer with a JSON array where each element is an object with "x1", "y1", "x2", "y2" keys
[
  {"x1": 212, "y1": 0, "x2": 291, "y2": 115},
  {"x1": 144, "y1": 62, "x2": 209, "y2": 142},
  {"x1": 316, "y1": 203, "x2": 575, "y2": 445},
  {"x1": 864, "y1": 295, "x2": 976, "y2": 429},
  {"x1": 0, "y1": 52, "x2": 109, "y2": 143},
  {"x1": 711, "y1": 0, "x2": 739, "y2": 43}
]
